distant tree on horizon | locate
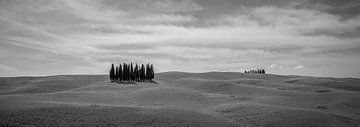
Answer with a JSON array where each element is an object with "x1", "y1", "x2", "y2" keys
[
  {"x1": 119, "y1": 64, "x2": 123, "y2": 81},
  {"x1": 141, "y1": 64, "x2": 145, "y2": 82},
  {"x1": 130, "y1": 63, "x2": 134, "y2": 81},
  {"x1": 245, "y1": 69, "x2": 265, "y2": 74},
  {"x1": 134, "y1": 64, "x2": 139, "y2": 81},
  {"x1": 145, "y1": 63, "x2": 149, "y2": 81},
  {"x1": 115, "y1": 66, "x2": 118, "y2": 80},
  {"x1": 123, "y1": 63, "x2": 128, "y2": 81},
  {"x1": 150, "y1": 64, "x2": 154, "y2": 81},
  {"x1": 109, "y1": 64, "x2": 115, "y2": 82}
]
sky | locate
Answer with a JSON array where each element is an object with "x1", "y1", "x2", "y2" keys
[{"x1": 0, "y1": 0, "x2": 360, "y2": 78}]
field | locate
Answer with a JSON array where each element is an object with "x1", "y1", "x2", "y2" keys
[{"x1": 0, "y1": 72, "x2": 359, "y2": 127}]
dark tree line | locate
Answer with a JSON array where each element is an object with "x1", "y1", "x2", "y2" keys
[
  {"x1": 245, "y1": 69, "x2": 265, "y2": 74},
  {"x1": 109, "y1": 63, "x2": 154, "y2": 82}
]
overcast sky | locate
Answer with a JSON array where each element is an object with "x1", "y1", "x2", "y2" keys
[{"x1": 0, "y1": 0, "x2": 360, "y2": 78}]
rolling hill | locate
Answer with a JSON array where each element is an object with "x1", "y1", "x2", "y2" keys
[{"x1": 0, "y1": 72, "x2": 359, "y2": 127}]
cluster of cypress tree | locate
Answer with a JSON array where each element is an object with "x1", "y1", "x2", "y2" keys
[
  {"x1": 245, "y1": 69, "x2": 265, "y2": 74},
  {"x1": 109, "y1": 63, "x2": 154, "y2": 82}
]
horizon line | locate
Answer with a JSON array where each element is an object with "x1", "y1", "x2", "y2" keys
[{"x1": 1, "y1": 71, "x2": 358, "y2": 79}]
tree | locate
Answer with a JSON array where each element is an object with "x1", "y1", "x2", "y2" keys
[
  {"x1": 130, "y1": 63, "x2": 134, "y2": 81},
  {"x1": 141, "y1": 64, "x2": 145, "y2": 81},
  {"x1": 134, "y1": 64, "x2": 139, "y2": 81},
  {"x1": 150, "y1": 64, "x2": 154, "y2": 81},
  {"x1": 109, "y1": 64, "x2": 115, "y2": 82},
  {"x1": 123, "y1": 63, "x2": 127, "y2": 81},
  {"x1": 145, "y1": 63, "x2": 148, "y2": 81},
  {"x1": 115, "y1": 66, "x2": 119, "y2": 80},
  {"x1": 137, "y1": 64, "x2": 142, "y2": 81},
  {"x1": 128, "y1": 63, "x2": 131, "y2": 81},
  {"x1": 119, "y1": 64, "x2": 123, "y2": 81}
]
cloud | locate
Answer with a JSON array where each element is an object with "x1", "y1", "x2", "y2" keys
[
  {"x1": 269, "y1": 64, "x2": 284, "y2": 70},
  {"x1": 278, "y1": 66, "x2": 284, "y2": 69},
  {"x1": 152, "y1": 0, "x2": 203, "y2": 12},
  {"x1": 0, "y1": 0, "x2": 360, "y2": 78},
  {"x1": 137, "y1": 14, "x2": 196, "y2": 24},
  {"x1": 223, "y1": 6, "x2": 360, "y2": 38},
  {"x1": 294, "y1": 65, "x2": 304, "y2": 69},
  {"x1": 269, "y1": 64, "x2": 277, "y2": 68}
]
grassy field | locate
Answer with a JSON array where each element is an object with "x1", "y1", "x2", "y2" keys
[{"x1": 0, "y1": 72, "x2": 359, "y2": 127}]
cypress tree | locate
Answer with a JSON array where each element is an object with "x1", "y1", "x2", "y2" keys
[
  {"x1": 145, "y1": 63, "x2": 147, "y2": 81},
  {"x1": 138, "y1": 64, "x2": 142, "y2": 81},
  {"x1": 122, "y1": 63, "x2": 125, "y2": 81},
  {"x1": 127, "y1": 63, "x2": 130, "y2": 81},
  {"x1": 134, "y1": 64, "x2": 139, "y2": 82},
  {"x1": 139, "y1": 64, "x2": 142, "y2": 81},
  {"x1": 123, "y1": 63, "x2": 127, "y2": 81},
  {"x1": 150, "y1": 64, "x2": 154, "y2": 81},
  {"x1": 145, "y1": 63, "x2": 149, "y2": 81},
  {"x1": 119, "y1": 64, "x2": 123, "y2": 81},
  {"x1": 115, "y1": 66, "x2": 118, "y2": 80},
  {"x1": 117, "y1": 66, "x2": 120, "y2": 80},
  {"x1": 130, "y1": 63, "x2": 134, "y2": 81},
  {"x1": 128, "y1": 63, "x2": 131, "y2": 81},
  {"x1": 128, "y1": 63, "x2": 130, "y2": 81},
  {"x1": 125, "y1": 63, "x2": 127, "y2": 81},
  {"x1": 141, "y1": 64, "x2": 145, "y2": 81},
  {"x1": 109, "y1": 64, "x2": 115, "y2": 82}
]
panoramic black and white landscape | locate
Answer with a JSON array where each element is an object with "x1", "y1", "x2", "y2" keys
[{"x1": 1, "y1": 0, "x2": 360, "y2": 127}]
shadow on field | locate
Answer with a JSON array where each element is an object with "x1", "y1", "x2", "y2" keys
[{"x1": 109, "y1": 80, "x2": 158, "y2": 85}]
